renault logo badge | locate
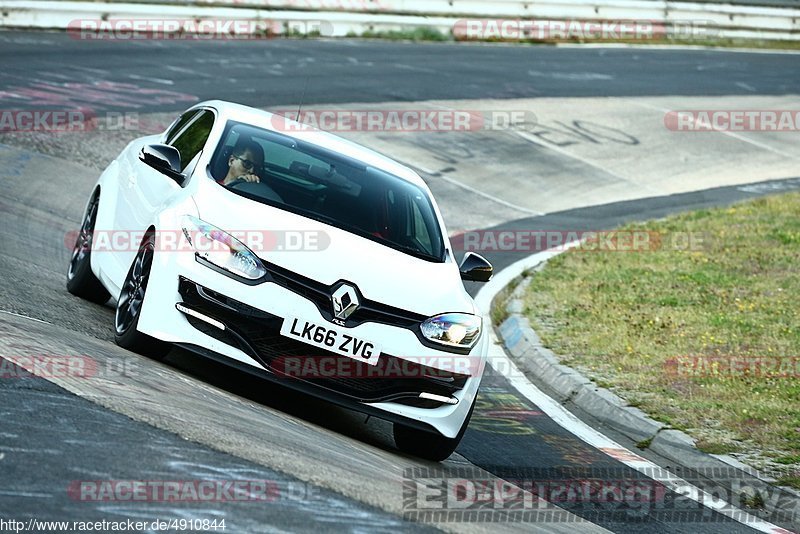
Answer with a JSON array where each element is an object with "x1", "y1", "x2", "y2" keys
[{"x1": 332, "y1": 284, "x2": 359, "y2": 320}]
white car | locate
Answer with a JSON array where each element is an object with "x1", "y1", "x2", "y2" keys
[{"x1": 67, "y1": 101, "x2": 493, "y2": 461}]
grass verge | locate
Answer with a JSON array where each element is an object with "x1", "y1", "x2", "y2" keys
[{"x1": 522, "y1": 192, "x2": 800, "y2": 487}]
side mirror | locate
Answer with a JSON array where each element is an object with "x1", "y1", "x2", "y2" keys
[
  {"x1": 459, "y1": 252, "x2": 493, "y2": 282},
  {"x1": 139, "y1": 144, "x2": 184, "y2": 184}
]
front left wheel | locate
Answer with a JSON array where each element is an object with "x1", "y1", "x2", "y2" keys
[{"x1": 114, "y1": 231, "x2": 171, "y2": 359}]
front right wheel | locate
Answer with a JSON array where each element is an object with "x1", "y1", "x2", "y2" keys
[
  {"x1": 393, "y1": 398, "x2": 475, "y2": 461},
  {"x1": 66, "y1": 193, "x2": 111, "y2": 304}
]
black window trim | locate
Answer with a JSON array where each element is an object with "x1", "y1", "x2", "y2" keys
[
  {"x1": 167, "y1": 106, "x2": 219, "y2": 187},
  {"x1": 164, "y1": 110, "x2": 199, "y2": 145}
]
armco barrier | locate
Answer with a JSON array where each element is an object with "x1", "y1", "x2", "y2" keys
[
  {"x1": 1, "y1": 0, "x2": 798, "y2": 40},
  {"x1": 0, "y1": 3, "x2": 458, "y2": 38},
  {"x1": 110, "y1": 0, "x2": 800, "y2": 13}
]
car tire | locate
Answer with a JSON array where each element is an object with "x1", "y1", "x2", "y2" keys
[
  {"x1": 114, "y1": 231, "x2": 171, "y2": 359},
  {"x1": 393, "y1": 397, "x2": 476, "y2": 462},
  {"x1": 66, "y1": 193, "x2": 111, "y2": 304}
]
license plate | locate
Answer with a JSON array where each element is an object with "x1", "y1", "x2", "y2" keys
[{"x1": 280, "y1": 317, "x2": 382, "y2": 366}]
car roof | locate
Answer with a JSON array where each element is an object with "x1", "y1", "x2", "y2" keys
[{"x1": 195, "y1": 100, "x2": 428, "y2": 189}]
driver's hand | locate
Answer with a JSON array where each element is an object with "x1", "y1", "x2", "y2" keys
[{"x1": 237, "y1": 173, "x2": 260, "y2": 183}]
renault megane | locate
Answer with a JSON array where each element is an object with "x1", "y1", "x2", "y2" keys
[{"x1": 67, "y1": 101, "x2": 493, "y2": 460}]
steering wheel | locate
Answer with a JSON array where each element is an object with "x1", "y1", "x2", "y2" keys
[
  {"x1": 225, "y1": 177, "x2": 284, "y2": 204},
  {"x1": 226, "y1": 177, "x2": 253, "y2": 188}
]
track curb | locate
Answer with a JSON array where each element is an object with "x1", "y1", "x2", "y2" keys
[{"x1": 492, "y1": 258, "x2": 800, "y2": 528}]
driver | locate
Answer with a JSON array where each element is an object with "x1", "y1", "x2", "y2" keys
[{"x1": 219, "y1": 140, "x2": 264, "y2": 186}]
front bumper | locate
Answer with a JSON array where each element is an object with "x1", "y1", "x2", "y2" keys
[{"x1": 136, "y1": 251, "x2": 486, "y2": 438}]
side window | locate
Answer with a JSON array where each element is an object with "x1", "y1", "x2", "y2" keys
[
  {"x1": 165, "y1": 110, "x2": 198, "y2": 144},
  {"x1": 170, "y1": 111, "x2": 215, "y2": 172}
]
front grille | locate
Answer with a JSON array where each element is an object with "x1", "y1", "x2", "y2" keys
[
  {"x1": 264, "y1": 261, "x2": 426, "y2": 329},
  {"x1": 178, "y1": 278, "x2": 468, "y2": 405}
]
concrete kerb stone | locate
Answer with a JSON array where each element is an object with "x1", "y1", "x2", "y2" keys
[
  {"x1": 494, "y1": 259, "x2": 692, "y2": 444},
  {"x1": 491, "y1": 257, "x2": 800, "y2": 522},
  {"x1": 650, "y1": 429, "x2": 713, "y2": 464},
  {"x1": 499, "y1": 281, "x2": 665, "y2": 440}
]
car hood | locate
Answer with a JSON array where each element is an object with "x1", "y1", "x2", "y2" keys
[{"x1": 192, "y1": 180, "x2": 475, "y2": 317}]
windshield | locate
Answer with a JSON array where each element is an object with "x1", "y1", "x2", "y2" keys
[{"x1": 209, "y1": 121, "x2": 445, "y2": 262}]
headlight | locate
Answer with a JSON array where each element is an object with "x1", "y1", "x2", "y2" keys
[
  {"x1": 181, "y1": 216, "x2": 267, "y2": 281},
  {"x1": 421, "y1": 313, "x2": 481, "y2": 349}
]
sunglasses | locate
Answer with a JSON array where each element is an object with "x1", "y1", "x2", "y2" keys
[{"x1": 232, "y1": 155, "x2": 259, "y2": 172}]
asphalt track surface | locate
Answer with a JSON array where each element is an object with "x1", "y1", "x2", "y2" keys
[
  {"x1": 1, "y1": 30, "x2": 799, "y2": 533},
  {"x1": 1, "y1": 32, "x2": 800, "y2": 113}
]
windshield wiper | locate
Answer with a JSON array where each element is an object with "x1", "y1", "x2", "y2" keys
[{"x1": 387, "y1": 243, "x2": 441, "y2": 262}]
